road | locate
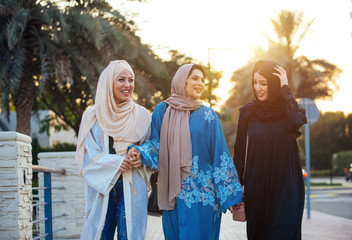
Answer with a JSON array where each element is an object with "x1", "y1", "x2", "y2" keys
[
  {"x1": 305, "y1": 177, "x2": 352, "y2": 220},
  {"x1": 309, "y1": 188, "x2": 352, "y2": 219}
]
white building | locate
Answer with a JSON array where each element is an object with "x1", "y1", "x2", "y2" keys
[{"x1": 0, "y1": 110, "x2": 77, "y2": 148}]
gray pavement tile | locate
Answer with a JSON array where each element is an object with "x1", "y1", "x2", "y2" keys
[
  {"x1": 145, "y1": 209, "x2": 352, "y2": 240},
  {"x1": 302, "y1": 210, "x2": 352, "y2": 240}
]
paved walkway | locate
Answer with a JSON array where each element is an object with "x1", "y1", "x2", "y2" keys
[
  {"x1": 146, "y1": 209, "x2": 352, "y2": 240},
  {"x1": 146, "y1": 179, "x2": 352, "y2": 239}
]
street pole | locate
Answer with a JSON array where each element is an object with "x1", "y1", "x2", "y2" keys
[
  {"x1": 305, "y1": 123, "x2": 311, "y2": 219},
  {"x1": 299, "y1": 98, "x2": 319, "y2": 220}
]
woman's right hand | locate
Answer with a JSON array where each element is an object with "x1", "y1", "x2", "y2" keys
[{"x1": 119, "y1": 158, "x2": 132, "y2": 172}]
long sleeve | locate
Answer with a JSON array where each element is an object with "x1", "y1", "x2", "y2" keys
[
  {"x1": 131, "y1": 102, "x2": 167, "y2": 171},
  {"x1": 82, "y1": 123, "x2": 124, "y2": 195},
  {"x1": 210, "y1": 112, "x2": 243, "y2": 212},
  {"x1": 281, "y1": 85, "x2": 308, "y2": 134},
  {"x1": 232, "y1": 111, "x2": 248, "y2": 186}
]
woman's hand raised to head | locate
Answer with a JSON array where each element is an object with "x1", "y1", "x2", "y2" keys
[{"x1": 273, "y1": 65, "x2": 288, "y2": 87}]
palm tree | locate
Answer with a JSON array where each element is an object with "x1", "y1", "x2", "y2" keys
[
  {"x1": 0, "y1": 0, "x2": 72, "y2": 135},
  {"x1": 0, "y1": 0, "x2": 171, "y2": 136},
  {"x1": 37, "y1": 0, "x2": 172, "y2": 135},
  {"x1": 223, "y1": 9, "x2": 342, "y2": 151},
  {"x1": 264, "y1": 10, "x2": 341, "y2": 96},
  {"x1": 226, "y1": 9, "x2": 341, "y2": 111},
  {"x1": 1, "y1": 0, "x2": 225, "y2": 137}
]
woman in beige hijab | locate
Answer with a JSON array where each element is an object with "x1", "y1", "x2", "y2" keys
[
  {"x1": 75, "y1": 60, "x2": 151, "y2": 240},
  {"x1": 129, "y1": 64, "x2": 242, "y2": 240}
]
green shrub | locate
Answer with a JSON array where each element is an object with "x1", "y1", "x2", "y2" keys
[
  {"x1": 310, "y1": 169, "x2": 331, "y2": 177},
  {"x1": 32, "y1": 138, "x2": 76, "y2": 165},
  {"x1": 333, "y1": 151, "x2": 352, "y2": 176},
  {"x1": 42, "y1": 142, "x2": 77, "y2": 152},
  {"x1": 304, "y1": 182, "x2": 342, "y2": 187}
]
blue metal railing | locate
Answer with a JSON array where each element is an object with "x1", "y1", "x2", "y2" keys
[{"x1": 32, "y1": 166, "x2": 66, "y2": 240}]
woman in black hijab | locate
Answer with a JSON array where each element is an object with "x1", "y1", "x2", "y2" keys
[{"x1": 233, "y1": 60, "x2": 307, "y2": 240}]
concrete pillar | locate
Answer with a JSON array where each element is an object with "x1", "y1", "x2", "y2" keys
[{"x1": 0, "y1": 131, "x2": 32, "y2": 239}]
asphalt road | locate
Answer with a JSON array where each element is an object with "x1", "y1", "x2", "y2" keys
[
  {"x1": 305, "y1": 177, "x2": 352, "y2": 220},
  {"x1": 308, "y1": 188, "x2": 352, "y2": 219}
]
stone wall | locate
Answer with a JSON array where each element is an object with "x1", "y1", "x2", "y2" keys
[
  {"x1": 38, "y1": 152, "x2": 85, "y2": 239},
  {"x1": 0, "y1": 132, "x2": 32, "y2": 239}
]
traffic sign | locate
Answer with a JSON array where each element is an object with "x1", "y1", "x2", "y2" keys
[
  {"x1": 299, "y1": 98, "x2": 320, "y2": 125},
  {"x1": 298, "y1": 98, "x2": 320, "y2": 220}
]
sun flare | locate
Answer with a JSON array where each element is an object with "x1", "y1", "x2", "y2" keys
[{"x1": 112, "y1": 0, "x2": 352, "y2": 114}]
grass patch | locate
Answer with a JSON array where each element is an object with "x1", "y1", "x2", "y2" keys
[{"x1": 305, "y1": 182, "x2": 343, "y2": 187}]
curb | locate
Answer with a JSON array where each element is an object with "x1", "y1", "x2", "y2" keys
[{"x1": 308, "y1": 186, "x2": 352, "y2": 191}]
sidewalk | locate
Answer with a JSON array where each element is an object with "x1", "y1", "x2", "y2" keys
[{"x1": 146, "y1": 209, "x2": 352, "y2": 240}]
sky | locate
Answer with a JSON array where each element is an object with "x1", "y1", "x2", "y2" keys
[{"x1": 109, "y1": 0, "x2": 352, "y2": 114}]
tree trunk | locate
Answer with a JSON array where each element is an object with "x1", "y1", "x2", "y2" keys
[{"x1": 14, "y1": 55, "x2": 34, "y2": 136}]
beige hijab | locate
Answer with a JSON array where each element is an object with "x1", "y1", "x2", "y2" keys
[
  {"x1": 75, "y1": 60, "x2": 151, "y2": 175},
  {"x1": 158, "y1": 64, "x2": 203, "y2": 210}
]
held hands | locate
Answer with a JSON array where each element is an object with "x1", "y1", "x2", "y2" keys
[
  {"x1": 119, "y1": 148, "x2": 142, "y2": 172},
  {"x1": 119, "y1": 147, "x2": 142, "y2": 172},
  {"x1": 119, "y1": 158, "x2": 133, "y2": 172},
  {"x1": 129, "y1": 147, "x2": 142, "y2": 168},
  {"x1": 229, "y1": 203, "x2": 240, "y2": 213},
  {"x1": 229, "y1": 201, "x2": 245, "y2": 214},
  {"x1": 229, "y1": 205, "x2": 235, "y2": 214},
  {"x1": 273, "y1": 65, "x2": 288, "y2": 87}
]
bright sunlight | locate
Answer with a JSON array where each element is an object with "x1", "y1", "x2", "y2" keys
[{"x1": 112, "y1": 0, "x2": 352, "y2": 114}]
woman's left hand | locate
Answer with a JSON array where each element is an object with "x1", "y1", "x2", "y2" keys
[
  {"x1": 128, "y1": 147, "x2": 141, "y2": 159},
  {"x1": 229, "y1": 205, "x2": 235, "y2": 213},
  {"x1": 229, "y1": 202, "x2": 244, "y2": 213},
  {"x1": 273, "y1": 65, "x2": 288, "y2": 87},
  {"x1": 128, "y1": 147, "x2": 142, "y2": 168}
]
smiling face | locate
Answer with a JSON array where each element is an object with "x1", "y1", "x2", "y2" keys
[
  {"x1": 113, "y1": 69, "x2": 134, "y2": 104},
  {"x1": 185, "y1": 69, "x2": 205, "y2": 100},
  {"x1": 253, "y1": 72, "x2": 269, "y2": 101}
]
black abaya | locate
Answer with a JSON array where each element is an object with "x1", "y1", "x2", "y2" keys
[{"x1": 233, "y1": 86, "x2": 307, "y2": 240}]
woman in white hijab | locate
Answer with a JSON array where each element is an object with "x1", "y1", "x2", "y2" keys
[{"x1": 75, "y1": 60, "x2": 152, "y2": 240}]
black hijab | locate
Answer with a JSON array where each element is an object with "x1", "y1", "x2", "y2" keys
[{"x1": 249, "y1": 60, "x2": 286, "y2": 122}]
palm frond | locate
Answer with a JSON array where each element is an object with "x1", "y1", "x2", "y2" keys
[
  {"x1": 56, "y1": 9, "x2": 70, "y2": 42},
  {"x1": 68, "y1": 47, "x2": 98, "y2": 96},
  {"x1": 0, "y1": 46, "x2": 26, "y2": 89},
  {"x1": 6, "y1": 7, "x2": 30, "y2": 49},
  {"x1": 70, "y1": 11, "x2": 104, "y2": 49},
  {"x1": 0, "y1": 3, "x2": 13, "y2": 17},
  {"x1": 54, "y1": 52, "x2": 73, "y2": 86},
  {"x1": 0, "y1": 43, "x2": 26, "y2": 115},
  {"x1": 28, "y1": 23, "x2": 54, "y2": 92}
]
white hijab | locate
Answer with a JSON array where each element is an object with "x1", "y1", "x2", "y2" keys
[{"x1": 75, "y1": 60, "x2": 151, "y2": 174}]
